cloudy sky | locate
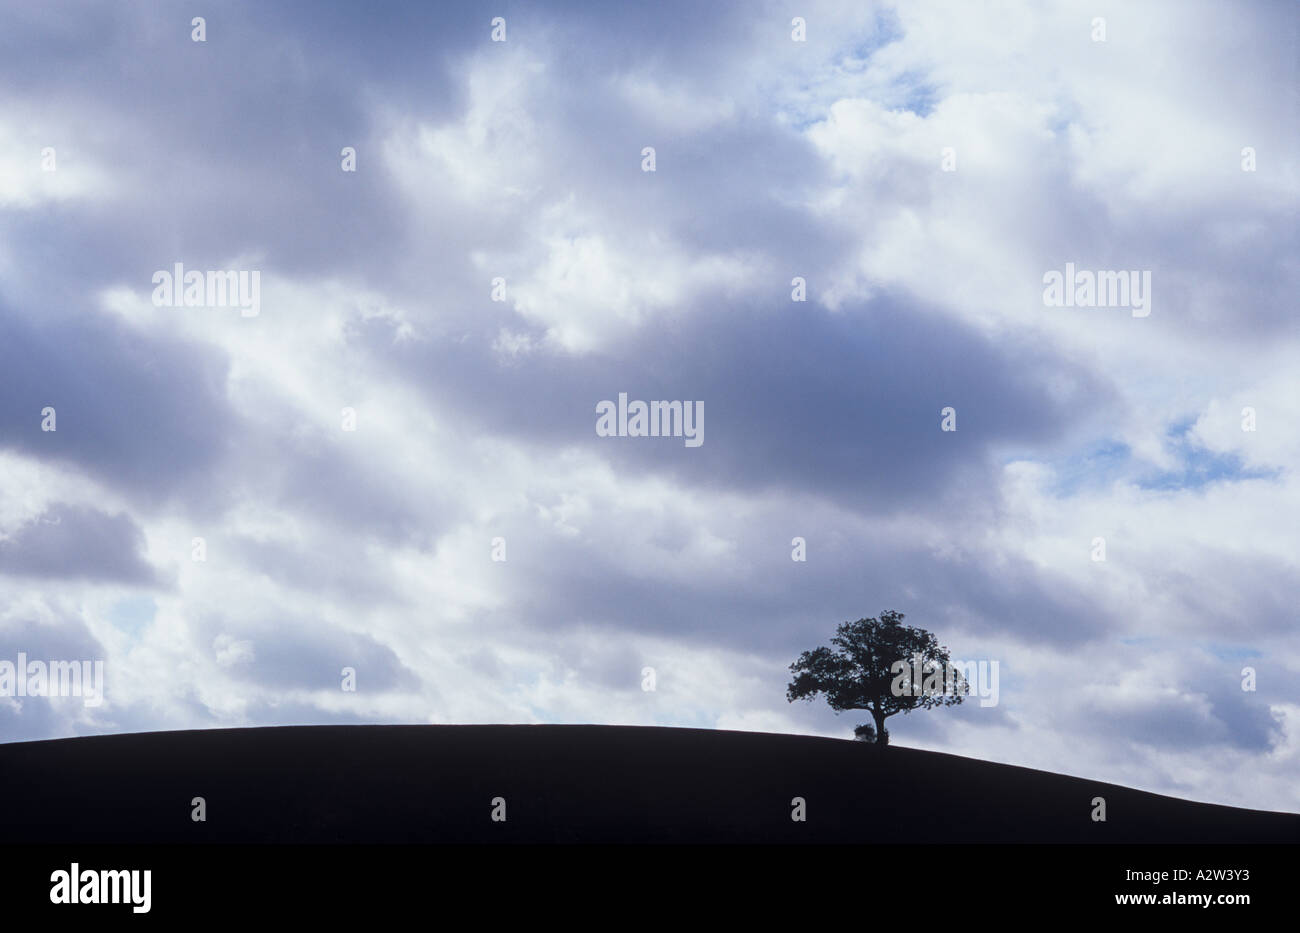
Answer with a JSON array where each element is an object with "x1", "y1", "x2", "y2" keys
[{"x1": 1, "y1": 0, "x2": 1296, "y2": 812}]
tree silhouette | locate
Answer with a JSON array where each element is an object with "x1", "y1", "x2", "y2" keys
[
  {"x1": 852, "y1": 723, "x2": 877, "y2": 743},
  {"x1": 787, "y1": 610, "x2": 967, "y2": 746}
]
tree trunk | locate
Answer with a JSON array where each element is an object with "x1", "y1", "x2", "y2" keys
[{"x1": 873, "y1": 710, "x2": 889, "y2": 747}]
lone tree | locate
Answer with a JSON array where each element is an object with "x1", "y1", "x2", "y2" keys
[{"x1": 786, "y1": 610, "x2": 967, "y2": 746}]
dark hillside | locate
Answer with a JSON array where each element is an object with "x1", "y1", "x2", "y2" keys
[{"x1": 1, "y1": 725, "x2": 1294, "y2": 843}]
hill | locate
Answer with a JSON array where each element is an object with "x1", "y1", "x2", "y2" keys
[{"x1": 1, "y1": 724, "x2": 1294, "y2": 843}]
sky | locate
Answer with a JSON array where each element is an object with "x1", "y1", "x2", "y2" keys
[{"x1": 0, "y1": 0, "x2": 1297, "y2": 813}]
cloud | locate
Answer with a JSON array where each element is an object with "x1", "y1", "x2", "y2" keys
[
  {"x1": 0, "y1": 504, "x2": 159, "y2": 585},
  {"x1": 0, "y1": 306, "x2": 236, "y2": 507}
]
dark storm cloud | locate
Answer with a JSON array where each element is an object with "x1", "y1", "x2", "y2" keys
[
  {"x1": 471, "y1": 493, "x2": 1108, "y2": 659},
  {"x1": 0, "y1": 612, "x2": 106, "y2": 665},
  {"x1": 0, "y1": 0, "x2": 804, "y2": 314},
  {"x1": 1204, "y1": 685, "x2": 1279, "y2": 753},
  {"x1": 369, "y1": 293, "x2": 1113, "y2": 513},
  {"x1": 0, "y1": 612, "x2": 109, "y2": 741},
  {"x1": 239, "y1": 628, "x2": 419, "y2": 693},
  {"x1": 1, "y1": 0, "x2": 852, "y2": 344},
  {"x1": 198, "y1": 613, "x2": 420, "y2": 693},
  {"x1": 1080, "y1": 692, "x2": 1264, "y2": 754},
  {"x1": 1047, "y1": 648, "x2": 1284, "y2": 757},
  {"x1": 0, "y1": 504, "x2": 160, "y2": 584},
  {"x1": 1162, "y1": 551, "x2": 1300, "y2": 640},
  {"x1": 0, "y1": 304, "x2": 235, "y2": 506},
  {"x1": 1, "y1": 0, "x2": 859, "y2": 327},
  {"x1": 0, "y1": 0, "x2": 416, "y2": 293}
]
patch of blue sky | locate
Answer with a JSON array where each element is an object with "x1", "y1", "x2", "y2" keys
[
  {"x1": 107, "y1": 596, "x2": 156, "y2": 641},
  {"x1": 850, "y1": 8, "x2": 904, "y2": 61},
  {"x1": 1201, "y1": 643, "x2": 1262, "y2": 662},
  {"x1": 1043, "y1": 439, "x2": 1133, "y2": 497},
  {"x1": 785, "y1": 10, "x2": 930, "y2": 129},
  {"x1": 1030, "y1": 418, "x2": 1278, "y2": 498},
  {"x1": 887, "y1": 71, "x2": 940, "y2": 116},
  {"x1": 1137, "y1": 424, "x2": 1279, "y2": 491}
]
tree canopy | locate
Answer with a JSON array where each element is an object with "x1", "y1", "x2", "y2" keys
[{"x1": 787, "y1": 610, "x2": 967, "y2": 745}]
